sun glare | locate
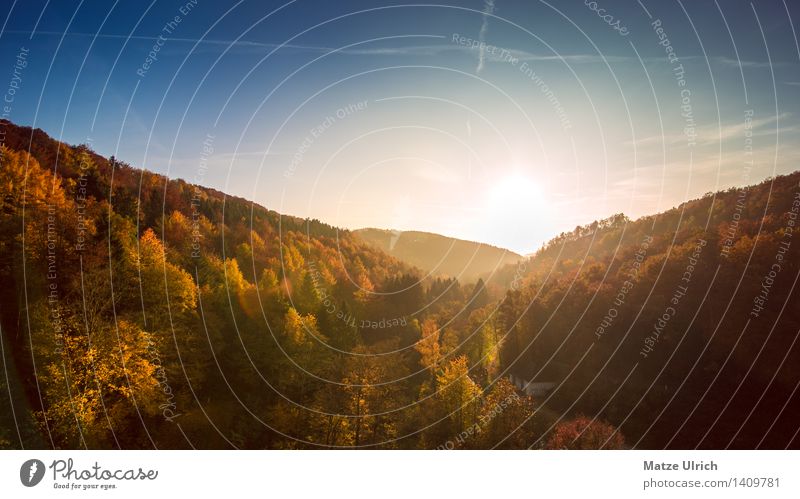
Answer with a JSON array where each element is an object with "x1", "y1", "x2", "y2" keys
[{"x1": 485, "y1": 173, "x2": 545, "y2": 214}]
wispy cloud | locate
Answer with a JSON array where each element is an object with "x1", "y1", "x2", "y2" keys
[
  {"x1": 713, "y1": 56, "x2": 794, "y2": 69},
  {"x1": 9, "y1": 28, "x2": 630, "y2": 63},
  {"x1": 634, "y1": 143, "x2": 800, "y2": 178},
  {"x1": 8, "y1": 29, "x2": 398, "y2": 55},
  {"x1": 476, "y1": 0, "x2": 495, "y2": 74},
  {"x1": 551, "y1": 142, "x2": 800, "y2": 220},
  {"x1": 626, "y1": 113, "x2": 794, "y2": 148},
  {"x1": 11, "y1": 29, "x2": 786, "y2": 70},
  {"x1": 501, "y1": 51, "x2": 632, "y2": 64}
]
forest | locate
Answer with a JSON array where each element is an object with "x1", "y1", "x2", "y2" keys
[{"x1": 0, "y1": 119, "x2": 798, "y2": 449}]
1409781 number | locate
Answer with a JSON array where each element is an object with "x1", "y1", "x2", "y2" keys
[{"x1": 733, "y1": 477, "x2": 779, "y2": 488}]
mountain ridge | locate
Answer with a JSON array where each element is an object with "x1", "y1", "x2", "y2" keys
[
  {"x1": 354, "y1": 227, "x2": 523, "y2": 283},
  {"x1": 1, "y1": 117, "x2": 799, "y2": 449}
]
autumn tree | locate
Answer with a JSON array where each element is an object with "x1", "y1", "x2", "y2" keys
[
  {"x1": 478, "y1": 377, "x2": 535, "y2": 449},
  {"x1": 37, "y1": 318, "x2": 163, "y2": 448},
  {"x1": 545, "y1": 416, "x2": 625, "y2": 450},
  {"x1": 415, "y1": 318, "x2": 441, "y2": 373},
  {"x1": 435, "y1": 356, "x2": 482, "y2": 436}
]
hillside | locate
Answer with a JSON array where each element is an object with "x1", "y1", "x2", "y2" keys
[
  {"x1": 0, "y1": 120, "x2": 535, "y2": 450},
  {"x1": 0, "y1": 118, "x2": 798, "y2": 450},
  {"x1": 0, "y1": 120, "x2": 432, "y2": 449},
  {"x1": 355, "y1": 228, "x2": 523, "y2": 283},
  {"x1": 496, "y1": 172, "x2": 800, "y2": 449}
]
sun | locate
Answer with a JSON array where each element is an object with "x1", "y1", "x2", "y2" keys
[{"x1": 485, "y1": 173, "x2": 545, "y2": 214}]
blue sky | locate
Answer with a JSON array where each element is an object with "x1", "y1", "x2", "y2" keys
[{"x1": 1, "y1": 0, "x2": 799, "y2": 253}]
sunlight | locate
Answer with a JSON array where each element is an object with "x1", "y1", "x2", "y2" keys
[
  {"x1": 485, "y1": 172, "x2": 545, "y2": 214},
  {"x1": 478, "y1": 172, "x2": 553, "y2": 253}
]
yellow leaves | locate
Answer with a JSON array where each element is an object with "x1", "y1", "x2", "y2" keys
[
  {"x1": 352, "y1": 258, "x2": 374, "y2": 303},
  {"x1": 313, "y1": 260, "x2": 337, "y2": 289},
  {"x1": 37, "y1": 319, "x2": 164, "y2": 447},
  {"x1": 281, "y1": 243, "x2": 304, "y2": 275},
  {"x1": 139, "y1": 228, "x2": 166, "y2": 266},
  {"x1": 223, "y1": 257, "x2": 247, "y2": 294},
  {"x1": 437, "y1": 356, "x2": 477, "y2": 392},
  {"x1": 258, "y1": 268, "x2": 279, "y2": 291},
  {"x1": 162, "y1": 210, "x2": 192, "y2": 252},
  {"x1": 0, "y1": 145, "x2": 66, "y2": 209},
  {"x1": 135, "y1": 229, "x2": 197, "y2": 317},
  {"x1": 354, "y1": 273, "x2": 374, "y2": 303},
  {"x1": 435, "y1": 356, "x2": 482, "y2": 432},
  {"x1": 284, "y1": 307, "x2": 320, "y2": 346},
  {"x1": 1, "y1": 145, "x2": 77, "y2": 268},
  {"x1": 415, "y1": 318, "x2": 441, "y2": 372}
]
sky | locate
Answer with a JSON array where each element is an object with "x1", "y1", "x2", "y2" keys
[{"x1": 0, "y1": 0, "x2": 798, "y2": 254}]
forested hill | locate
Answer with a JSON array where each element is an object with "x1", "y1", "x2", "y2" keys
[
  {"x1": 0, "y1": 119, "x2": 349, "y2": 241},
  {"x1": 1, "y1": 117, "x2": 798, "y2": 450},
  {"x1": 495, "y1": 171, "x2": 800, "y2": 448},
  {"x1": 0, "y1": 119, "x2": 439, "y2": 449},
  {"x1": 355, "y1": 228, "x2": 523, "y2": 283}
]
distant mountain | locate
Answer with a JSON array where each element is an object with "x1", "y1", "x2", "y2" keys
[{"x1": 354, "y1": 228, "x2": 523, "y2": 283}]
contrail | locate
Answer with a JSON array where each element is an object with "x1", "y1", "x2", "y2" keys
[{"x1": 476, "y1": 0, "x2": 495, "y2": 73}]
